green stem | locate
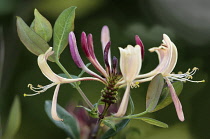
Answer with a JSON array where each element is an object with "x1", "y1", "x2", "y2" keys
[
  {"x1": 90, "y1": 103, "x2": 110, "y2": 139},
  {"x1": 124, "y1": 110, "x2": 148, "y2": 119},
  {"x1": 99, "y1": 103, "x2": 110, "y2": 119},
  {"x1": 55, "y1": 60, "x2": 94, "y2": 109},
  {"x1": 105, "y1": 110, "x2": 148, "y2": 120}
]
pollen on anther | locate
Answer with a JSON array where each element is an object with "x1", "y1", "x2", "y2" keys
[
  {"x1": 131, "y1": 82, "x2": 140, "y2": 88},
  {"x1": 37, "y1": 84, "x2": 43, "y2": 87},
  {"x1": 178, "y1": 71, "x2": 183, "y2": 74}
]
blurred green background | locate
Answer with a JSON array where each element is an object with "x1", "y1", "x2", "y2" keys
[{"x1": 0, "y1": 0, "x2": 209, "y2": 138}]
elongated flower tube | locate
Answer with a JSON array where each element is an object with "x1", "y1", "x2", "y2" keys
[
  {"x1": 25, "y1": 47, "x2": 102, "y2": 121},
  {"x1": 114, "y1": 45, "x2": 142, "y2": 117}
]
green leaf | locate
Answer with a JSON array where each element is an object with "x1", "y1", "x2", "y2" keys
[
  {"x1": 53, "y1": 6, "x2": 76, "y2": 58},
  {"x1": 34, "y1": 9, "x2": 53, "y2": 42},
  {"x1": 101, "y1": 119, "x2": 130, "y2": 139},
  {"x1": 102, "y1": 120, "x2": 116, "y2": 131},
  {"x1": 134, "y1": 117, "x2": 168, "y2": 128},
  {"x1": 129, "y1": 96, "x2": 135, "y2": 114},
  {"x1": 58, "y1": 73, "x2": 80, "y2": 88},
  {"x1": 146, "y1": 73, "x2": 164, "y2": 112},
  {"x1": 30, "y1": 19, "x2": 35, "y2": 30},
  {"x1": 3, "y1": 96, "x2": 21, "y2": 139},
  {"x1": 152, "y1": 81, "x2": 183, "y2": 112},
  {"x1": 16, "y1": 16, "x2": 55, "y2": 62},
  {"x1": 45, "y1": 100, "x2": 80, "y2": 139}
]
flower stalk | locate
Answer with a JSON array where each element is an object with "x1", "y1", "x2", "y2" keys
[{"x1": 55, "y1": 59, "x2": 94, "y2": 109}]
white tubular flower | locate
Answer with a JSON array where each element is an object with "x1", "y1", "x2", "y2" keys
[
  {"x1": 25, "y1": 47, "x2": 102, "y2": 121},
  {"x1": 114, "y1": 45, "x2": 142, "y2": 117},
  {"x1": 134, "y1": 34, "x2": 203, "y2": 121},
  {"x1": 120, "y1": 45, "x2": 142, "y2": 83}
]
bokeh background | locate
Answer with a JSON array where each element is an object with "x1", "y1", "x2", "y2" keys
[{"x1": 0, "y1": 0, "x2": 209, "y2": 138}]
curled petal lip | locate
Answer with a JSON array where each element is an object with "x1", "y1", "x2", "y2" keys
[{"x1": 135, "y1": 34, "x2": 177, "y2": 80}]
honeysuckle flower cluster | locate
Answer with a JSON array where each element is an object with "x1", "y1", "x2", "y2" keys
[{"x1": 25, "y1": 25, "x2": 204, "y2": 122}]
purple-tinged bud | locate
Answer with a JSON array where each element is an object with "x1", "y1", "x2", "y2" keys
[
  {"x1": 70, "y1": 32, "x2": 107, "y2": 82},
  {"x1": 81, "y1": 32, "x2": 91, "y2": 58},
  {"x1": 69, "y1": 32, "x2": 85, "y2": 68},
  {"x1": 87, "y1": 34, "x2": 96, "y2": 59},
  {"x1": 82, "y1": 33, "x2": 108, "y2": 78},
  {"x1": 104, "y1": 42, "x2": 111, "y2": 73},
  {"x1": 101, "y1": 25, "x2": 110, "y2": 49},
  {"x1": 112, "y1": 56, "x2": 118, "y2": 75},
  {"x1": 135, "y1": 35, "x2": 144, "y2": 59}
]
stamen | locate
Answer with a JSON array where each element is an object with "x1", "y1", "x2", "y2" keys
[
  {"x1": 168, "y1": 67, "x2": 204, "y2": 83},
  {"x1": 24, "y1": 83, "x2": 56, "y2": 97},
  {"x1": 131, "y1": 82, "x2": 140, "y2": 88}
]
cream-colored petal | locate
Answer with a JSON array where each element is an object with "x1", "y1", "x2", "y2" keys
[
  {"x1": 163, "y1": 42, "x2": 178, "y2": 74},
  {"x1": 136, "y1": 34, "x2": 177, "y2": 80},
  {"x1": 119, "y1": 45, "x2": 142, "y2": 83},
  {"x1": 51, "y1": 84, "x2": 63, "y2": 121},
  {"x1": 113, "y1": 84, "x2": 131, "y2": 117},
  {"x1": 38, "y1": 47, "x2": 68, "y2": 83}
]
